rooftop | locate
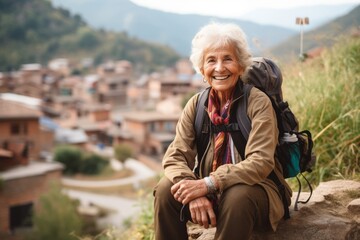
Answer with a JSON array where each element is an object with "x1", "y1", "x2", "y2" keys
[
  {"x1": 0, "y1": 161, "x2": 63, "y2": 181},
  {"x1": 0, "y1": 98, "x2": 41, "y2": 120}
]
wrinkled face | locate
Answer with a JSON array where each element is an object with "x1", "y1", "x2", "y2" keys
[{"x1": 201, "y1": 44, "x2": 243, "y2": 97}]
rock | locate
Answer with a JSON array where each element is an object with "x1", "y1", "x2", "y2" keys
[
  {"x1": 188, "y1": 180, "x2": 360, "y2": 240},
  {"x1": 348, "y1": 199, "x2": 360, "y2": 215}
]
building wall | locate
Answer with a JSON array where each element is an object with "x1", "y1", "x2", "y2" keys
[
  {"x1": 90, "y1": 110, "x2": 110, "y2": 122},
  {"x1": 0, "y1": 170, "x2": 62, "y2": 234},
  {"x1": 124, "y1": 121, "x2": 147, "y2": 143},
  {"x1": 0, "y1": 119, "x2": 41, "y2": 160}
]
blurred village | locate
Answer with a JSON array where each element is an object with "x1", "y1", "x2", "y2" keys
[{"x1": 0, "y1": 56, "x2": 206, "y2": 237}]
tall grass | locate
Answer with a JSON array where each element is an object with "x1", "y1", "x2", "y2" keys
[{"x1": 282, "y1": 37, "x2": 360, "y2": 185}]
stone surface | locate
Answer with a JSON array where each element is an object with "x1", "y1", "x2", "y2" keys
[
  {"x1": 188, "y1": 180, "x2": 360, "y2": 240},
  {"x1": 348, "y1": 198, "x2": 360, "y2": 215}
]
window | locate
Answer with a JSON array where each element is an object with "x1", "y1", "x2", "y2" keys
[
  {"x1": 149, "y1": 122, "x2": 156, "y2": 132},
  {"x1": 164, "y1": 122, "x2": 174, "y2": 132},
  {"x1": 10, "y1": 122, "x2": 28, "y2": 135},
  {"x1": 10, "y1": 202, "x2": 33, "y2": 231}
]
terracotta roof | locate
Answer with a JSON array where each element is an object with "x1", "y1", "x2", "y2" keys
[{"x1": 0, "y1": 99, "x2": 41, "y2": 119}]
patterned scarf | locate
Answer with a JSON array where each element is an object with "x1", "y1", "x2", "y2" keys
[{"x1": 208, "y1": 88, "x2": 233, "y2": 171}]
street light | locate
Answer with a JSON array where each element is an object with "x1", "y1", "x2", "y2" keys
[{"x1": 296, "y1": 17, "x2": 309, "y2": 61}]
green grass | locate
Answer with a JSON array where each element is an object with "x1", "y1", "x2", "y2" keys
[{"x1": 282, "y1": 37, "x2": 360, "y2": 185}]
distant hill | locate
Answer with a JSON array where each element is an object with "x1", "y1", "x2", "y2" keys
[
  {"x1": 239, "y1": 4, "x2": 357, "y2": 30},
  {"x1": 0, "y1": 0, "x2": 180, "y2": 72},
  {"x1": 51, "y1": 0, "x2": 297, "y2": 56},
  {"x1": 270, "y1": 4, "x2": 360, "y2": 60}
]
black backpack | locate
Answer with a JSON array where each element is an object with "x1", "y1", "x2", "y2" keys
[{"x1": 194, "y1": 57, "x2": 316, "y2": 219}]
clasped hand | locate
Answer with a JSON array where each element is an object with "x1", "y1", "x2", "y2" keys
[{"x1": 171, "y1": 179, "x2": 217, "y2": 228}]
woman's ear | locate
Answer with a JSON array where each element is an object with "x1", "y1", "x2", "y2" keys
[{"x1": 200, "y1": 67, "x2": 204, "y2": 76}]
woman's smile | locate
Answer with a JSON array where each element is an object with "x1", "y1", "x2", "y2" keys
[{"x1": 212, "y1": 75, "x2": 231, "y2": 81}]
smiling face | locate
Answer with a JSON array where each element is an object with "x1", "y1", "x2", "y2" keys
[{"x1": 201, "y1": 43, "x2": 244, "y2": 101}]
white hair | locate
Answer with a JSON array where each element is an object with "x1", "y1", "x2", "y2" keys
[{"x1": 189, "y1": 22, "x2": 252, "y2": 74}]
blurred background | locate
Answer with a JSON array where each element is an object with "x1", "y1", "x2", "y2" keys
[{"x1": 0, "y1": 0, "x2": 359, "y2": 239}]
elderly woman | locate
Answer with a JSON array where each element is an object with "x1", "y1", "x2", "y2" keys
[{"x1": 153, "y1": 22, "x2": 292, "y2": 240}]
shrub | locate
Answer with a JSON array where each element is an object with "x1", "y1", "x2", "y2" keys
[
  {"x1": 80, "y1": 153, "x2": 109, "y2": 175},
  {"x1": 54, "y1": 145, "x2": 82, "y2": 175},
  {"x1": 114, "y1": 144, "x2": 133, "y2": 164}
]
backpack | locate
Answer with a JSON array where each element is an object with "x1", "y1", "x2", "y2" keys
[{"x1": 194, "y1": 57, "x2": 316, "y2": 219}]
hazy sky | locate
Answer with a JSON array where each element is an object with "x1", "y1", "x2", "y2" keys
[{"x1": 131, "y1": 0, "x2": 360, "y2": 18}]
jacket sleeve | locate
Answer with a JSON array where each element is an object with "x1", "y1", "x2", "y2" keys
[
  {"x1": 162, "y1": 94, "x2": 199, "y2": 183},
  {"x1": 210, "y1": 88, "x2": 278, "y2": 191}
]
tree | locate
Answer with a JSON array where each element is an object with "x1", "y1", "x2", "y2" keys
[
  {"x1": 114, "y1": 143, "x2": 133, "y2": 165},
  {"x1": 29, "y1": 183, "x2": 83, "y2": 240}
]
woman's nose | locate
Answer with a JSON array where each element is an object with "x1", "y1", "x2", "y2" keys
[{"x1": 215, "y1": 61, "x2": 225, "y2": 72}]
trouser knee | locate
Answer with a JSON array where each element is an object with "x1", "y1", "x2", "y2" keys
[
  {"x1": 153, "y1": 177, "x2": 188, "y2": 240},
  {"x1": 215, "y1": 184, "x2": 270, "y2": 240},
  {"x1": 154, "y1": 177, "x2": 175, "y2": 206}
]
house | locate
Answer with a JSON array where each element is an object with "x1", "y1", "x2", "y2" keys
[
  {"x1": 0, "y1": 94, "x2": 57, "y2": 163},
  {"x1": 0, "y1": 161, "x2": 63, "y2": 237},
  {"x1": 48, "y1": 58, "x2": 70, "y2": 77},
  {"x1": 127, "y1": 59, "x2": 200, "y2": 111},
  {"x1": 0, "y1": 96, "x2": 63, "y2": 237},
  {"x1": 75, "y1": 103, "x2": 112, "y2": 145},
  {"x1": 114, "y1": 110, "x2": 180, "y2": 160},
  {"x1": 96, "y1": 60, "x2": 133, "y2": 108},
  {"x1": 0, "y1": 97, "x2": 42, "y2": 164},
  {"x1": 0, "y1": 72, "x2": 17, "y2": 93}
]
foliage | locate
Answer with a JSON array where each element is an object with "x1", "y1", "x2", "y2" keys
[
  {"x1": 282, "y1": 37, "x2": 360, "y2": 185},
  {"x1": 77, "y1": 192, "x2": 155, "y2": 240},
  {"x1": 54, "y1": 145, "x2": 82, "y2": 175},
  {"x1": 114, "y1": 144, "x2": 133, "y2": 164},
  {"x1": 80, "y1": 153, "x2": 109, "y2": 175},
  {"x1": 0, "y1": 0, "x2": 180, "y2": 72},
  {"x1": 118, "y1": 192, "x2": 155, "y2": 240},
  {"x1": 54, "y1": 145, "x2": 109, "y2": 175},
  {"x1": 28, "y1": 183, "x2": 83, "y2": 240}
]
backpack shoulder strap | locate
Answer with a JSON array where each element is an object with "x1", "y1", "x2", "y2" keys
[
  {"x1": 195, "y1": 87, "x2": 210, "y2": 140},
  {"x1": 227, "y1": 83, "x2": 253, "y2": 160},
  {"x1": 194, "y1": 87, "x2": 211, "y2": 175},
  {"x1": 236, "y1": 83, "x2": 253, "y2": 141}
]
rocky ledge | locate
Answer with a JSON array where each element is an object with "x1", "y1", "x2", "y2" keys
[{"x1": 188, "y1": 180, "x2": 360, "y2": 240}]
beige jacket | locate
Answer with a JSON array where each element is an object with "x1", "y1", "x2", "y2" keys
[{"x1": 162, "y1": 86, "x2": 292, "y2": 231}]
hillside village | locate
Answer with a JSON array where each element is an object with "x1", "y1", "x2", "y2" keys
[{"x1": 0, "y1": 56, "x2": 206, "y2": 237}]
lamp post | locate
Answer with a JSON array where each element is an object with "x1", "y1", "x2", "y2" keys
[{"x1": 296, "y1": 17, "x2": 309, "y2": 61}]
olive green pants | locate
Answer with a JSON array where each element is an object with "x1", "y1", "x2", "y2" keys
[{"x1": 153, "y1": 177, "x2": 271, "y2": 240}]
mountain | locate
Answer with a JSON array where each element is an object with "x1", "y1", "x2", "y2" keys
[
  {"x1": 239, "y1": 4, "x2": 357, "y2": 30},
  {"x1": 270, "y1": 4, "x2": 360, "y2": 60},
  {"x1": 51, "y1": 0, "x2": 297, "y2": 56},
  {"x1": 0, "y1": 0, "x2": 180, "y2": 72}
]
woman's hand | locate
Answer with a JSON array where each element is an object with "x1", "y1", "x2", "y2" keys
[
  {"x1": 171, "y1": 179, "x2": 208, "y2": 205},
  {"x1": 189, "y1": 197, "x2": 216, "y2": 228}
]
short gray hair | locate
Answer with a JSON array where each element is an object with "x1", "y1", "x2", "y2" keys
[{"x1": 190, "y1": 22, "x2": 252, "y2": 74}]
